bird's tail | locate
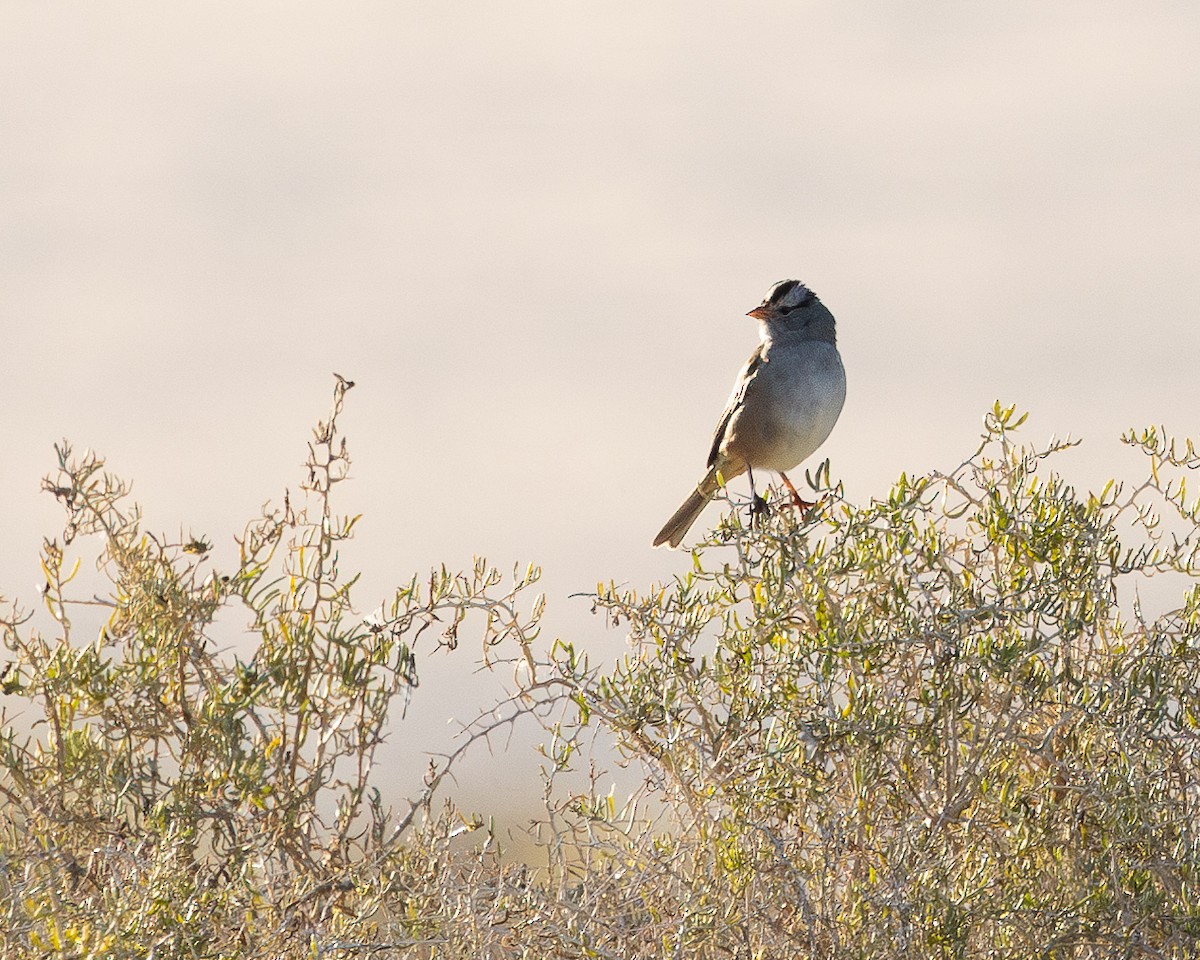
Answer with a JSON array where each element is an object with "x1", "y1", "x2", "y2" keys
[{"x1": 653, "y1": 466, "x2": 725, "y2": 548}]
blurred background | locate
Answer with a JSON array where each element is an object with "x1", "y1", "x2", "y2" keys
[{"x1": 3, "y1": 1, "x2": 1199, "y2": 831}]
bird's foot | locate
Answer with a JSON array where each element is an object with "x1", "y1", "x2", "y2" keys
[
  {"x1": 779, "y1": 473, "x2": 820, "y2": 513},
  {"x1": 749, "y1": 495, "x2": 772, "y2": 522}
]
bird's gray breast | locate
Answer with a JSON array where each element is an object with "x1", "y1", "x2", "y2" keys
[{"x1": 730, "y1": 339, "x2": 846, "y2": 471}]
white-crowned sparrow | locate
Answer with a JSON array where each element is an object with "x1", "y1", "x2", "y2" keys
[{"x1": 653, "y1": 279, "x2": 846, "y2": 548}]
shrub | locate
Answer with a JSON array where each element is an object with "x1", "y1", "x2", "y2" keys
[
  {"x1": 517, "y1": 405, "x2": 1200, "y2": 958},
  {"x1": 3, "y1": 390, "x2": 1200, "y2": 959},
  {"x1": 0, "y1": 378, "x2": 544, "y2": 957}
]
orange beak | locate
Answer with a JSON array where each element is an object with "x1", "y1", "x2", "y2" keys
[{"x1": 747, "y1": 306, "x2": 771, "y2": 320}]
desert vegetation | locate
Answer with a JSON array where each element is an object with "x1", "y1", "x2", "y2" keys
[{"x1": 3, "y1": 382, "x2": 1199, "y2": 958}]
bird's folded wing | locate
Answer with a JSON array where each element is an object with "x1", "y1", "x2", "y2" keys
[{"x1": 706, "y1": 343, "x2": 766, "y2": 468}]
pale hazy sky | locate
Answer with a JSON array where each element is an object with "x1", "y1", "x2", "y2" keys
[{"x1": 3, "y1": 3, "x2": 1199, "y2": 817}]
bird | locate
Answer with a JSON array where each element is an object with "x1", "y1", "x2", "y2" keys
[{"x1": 653, "y1": 279, "x2": 846, "y2": 548}]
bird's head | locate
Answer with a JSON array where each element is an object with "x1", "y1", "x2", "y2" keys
[
  {"x1": 747, "y1": 279, "x2": 836, "y2": 342},
  {"x1": 747, "y1": 279, "x2": 816, "y2": 320}
]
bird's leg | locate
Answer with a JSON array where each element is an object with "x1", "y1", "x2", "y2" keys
[
  {"x1": 779, "y1": 471, "x2": 817, "y2": 511},
  {"x1": 748, "y1": 466, "x2": 771, "y2": 520}
]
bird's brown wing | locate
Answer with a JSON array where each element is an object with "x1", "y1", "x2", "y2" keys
[{"x1": 706, "y1": 344, "x2": 766, "y2": 468}]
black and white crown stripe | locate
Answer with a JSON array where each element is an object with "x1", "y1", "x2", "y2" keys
[{"x1": 764, "y1": 279, "x2": 816, "y2": 313}]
